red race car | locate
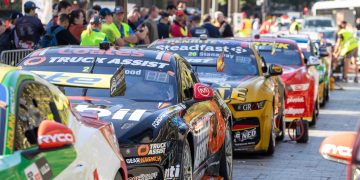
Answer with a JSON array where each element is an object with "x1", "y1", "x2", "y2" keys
[{"x1": 244, "y1": 37, "x2": 320, "y2": 143}]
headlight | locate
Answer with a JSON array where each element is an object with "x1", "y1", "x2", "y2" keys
[
  {"x1": 233, "y1": 101, "x2": 265, "y2": 111},
  {"x1": 286, "y1": 83, "x2": 309, "y2": 91}
]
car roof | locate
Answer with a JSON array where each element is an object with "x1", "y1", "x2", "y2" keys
[
  {"x1": 235, "y1": 37, "x2": 299, "y2": 46},
  {"x1": 27, "y1": 46, "x2": 177, "y2": 65},
  {"x1": 154, "y1": 37, "x2": 251, "y2": 47}
]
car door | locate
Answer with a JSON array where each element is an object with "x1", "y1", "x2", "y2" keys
[
  {"x1": 0, "y1": 80, "x2": 77, "y2": 179},
  {"x1": 176, "y1": 56, "x2": 226, "y2": 172}
]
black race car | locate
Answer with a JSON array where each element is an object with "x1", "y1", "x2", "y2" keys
[{"x1": 18, "y1": 46, "x2": 233, "y2": 180}]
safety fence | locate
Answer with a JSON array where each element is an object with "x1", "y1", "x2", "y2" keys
[{"x1": 0, "y1": 49, "x2": 33, "y2": 66}]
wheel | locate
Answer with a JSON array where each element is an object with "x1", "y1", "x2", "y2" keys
[
  {"x1": 276, "y1": 114, "x2": 285, "y2": 141},
  {"x1": 320, "y1": 86, "x2": 327, "y2": 107},
  {"x1": 315, "y1": 99, "x2": 320, "y2": 117},
  {"x1": 182, "y1": 139, "x2": 192, "y2": 180},
  {"x1": 325, "y1": 84, "x2": 330, "y2": 101},
  {"x1": 296, "y1": 120, "x2": 309, "y2": 143},
  {"x1": 309, "y1": 101, "x2": 318, "y2": 126},
  {"x1": 219, "y1": 122, "x2": 233, "y2": 180},
  {"x1": 114, "y1": 171, "x2": 123, "y2": 180},
  {"x1": 265, "y1": 125, "x2": 276, "y2": 156}
]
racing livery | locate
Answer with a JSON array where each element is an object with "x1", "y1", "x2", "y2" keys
[
  {"x1": 0, "y1": 64, "x2": 127, "y2": 179},
  {"x1": 245, "y1": 37, "x2": 320, "y2": 143},
  {"x1": 150, "y1": 38, "x2": 285, "y2": 154},
  {"x1": 18, "y1": 47, "x2": 234, "y2": 180}
]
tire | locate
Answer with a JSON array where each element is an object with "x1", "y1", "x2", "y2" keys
[
  {"x1": 309, "y1": 100, "x2": 318, "y2": 126},
  {"x1": 276, "y1": 114, "x2": 285, "y2": 141},
  {"x1": 296, "y1": 120, "x2": 309, "y2": 143},
  {"x1": 182, "y1": 139, "x2": 192, "y2": 180},
  {"x1": 320, "y1": 86, "x2": 327, "y2": 107},
  {"x1": 219, "y1": 123, "x2": 233, "y2": 180},
  {"x1": 325, "y1": 85, "x2": 330, "y2": 101},
  {"x1": 265, "y1": 125, "x2": 276, "y2": 156},
  {"x1": 114, "y1": 171, "x2": 123, "y2": 180}
]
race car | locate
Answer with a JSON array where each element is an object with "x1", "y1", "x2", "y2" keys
[
  {"x1": 245, "y1": 37, "x2": 320, "y2": 143},
  {"x1": 150, "y1": 37, "x2": 285, "y2": 154},
  {"x1": 0, "y1": 64, "x2": 127, "y2": 179},
  {"x1": 319, "y1": 130, "x2": 357, "y2": 179},
  {"x1": 283, "y1": 34, "x2": 331, "y2": 107},
  {"x1": 18, "y1": 46, "x2": 234, "y2": 180}
]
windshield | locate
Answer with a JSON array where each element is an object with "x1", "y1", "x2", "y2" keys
[
  {"x1": 254, "y1": 42, "x2": 303, "y2": 65},
  {"x1": 19, "y1": 49, "x2": 177, "y2": 103},
  {"x1": 304, "y1": 19, "x2": 334, "y2": 28},
  {"x1": 152, "y1": 42, "x2": 259, "y2": 76}
]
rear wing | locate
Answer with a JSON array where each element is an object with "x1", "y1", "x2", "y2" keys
[{"x1": 0, "y1": 49, "x2": 33, "y2": 66}]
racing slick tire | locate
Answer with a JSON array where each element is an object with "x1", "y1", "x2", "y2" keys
[
  {"x1": 276, "y1": 114, "x2": 285, "y2": 141},
  {"x1": 182, "y1": 139, "x2": 193, "y2": 179},
  {"x1": 310, "y1": 100, "x2": 319, "y2": 126},
  {"x1": 296, "y1": 120, "x2": 309, "y2": 143},
  {"x1": 265, "y1": 125, "x2": 276, "y2": 156},
  {"x1": 325, "y1": 85, "x2": 330, "y2": 102},
  {"x1": 320, "y1": 86, "x2": 328, "y2": 107},
  {"x1": 220, "y1": 122, "x2": 233, "y2": 180}
]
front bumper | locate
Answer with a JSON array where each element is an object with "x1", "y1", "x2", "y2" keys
[{"x1": 284, "y1": 91, "x2": 314, "y2": 122}]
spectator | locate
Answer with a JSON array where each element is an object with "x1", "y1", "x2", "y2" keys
[
  {"x1": 143, "y1": 6, "x2": 159, "y2": 43},
  {"x1": 202, "y1": 14, "x2": 220, "y2": 38},
  {"x1": 113, "y1": 6, "x2": 138, "y2": 47},
  {"x1": 170, "y1": 10, "x2": 191, "y2": 37},
  {"x1": 46, "y1": 1, "x2": 72, "y2": 32},
  {"x1": 214, "y1": 11, "x2": 233, "y2": 38},
  {"x1": 69, "y1": 9, "x2": 86, "y2": 43},
  {"x1": 355, "y1": 18, "x2": 360, "y2": 31},
  {"x1": 0, "y1": 20, "x2": 5, "y2": 36},
  {"x1": 52, "y1": 3, "x2": 58, "y2": 17},
  {"x1": 80, "y1": 15, "x2": 108, "y2": 46},
  {"x1": 4, "y1": 12, "x2": 23, "y2": 49},
  {"x1": 51, "y1": 14, "x2": 78, "y2": 45},
  {"x1": 177, "y1": 1, "x2": 186, "y2": 10},
  {"x1": 190, "y1": 15, "x2": 208, "y2": 37},
  {"x1": 100, "y1": 8, "x2": 124, "y2": 46},
  {"x1": 252, "y1": 16, "x2": 260, "y2": 36},
  {"x1": 158, "y1": 12, "x2": 170, "y2": 39},
  {"x1": 166, "y1": 4, "x2": 176, "y2": 23},
  {"x1": 128, "y1": 8, "x2": 149, "y2": 44},
  {"x1": 86, "y1": 9, "x2": 96, "y2": 24},
  {"x1": 15, "y1": 1, "x2": 45, "y2": 49},
  {"x1": 0, "y1": 19, "x2": 14, "y2": 53},
  {"x1": 259, "y1": 16, "x2": 276, "y2": 34},
  {"x1": 139, "y1": 7, "x2": 149, "y2": 24},
  {"x1": 92, "y1": 5, "x2": 101, "y2": 14}
]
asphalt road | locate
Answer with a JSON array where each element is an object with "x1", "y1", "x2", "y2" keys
[{"x1": 232, "y1": 81, "x2": 360, "y2": 180}]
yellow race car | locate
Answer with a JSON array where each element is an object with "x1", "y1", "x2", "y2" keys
[{"x1": 150, "y1": 38, "x2": 285, "y2": 155}]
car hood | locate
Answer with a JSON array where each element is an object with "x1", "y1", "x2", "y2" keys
[
  {"x1": 70, "y1": 97, "x2": 177, "y2": 144},
  {"x1": 279, "y1": 65, "x2": 308, "y2": 83}
]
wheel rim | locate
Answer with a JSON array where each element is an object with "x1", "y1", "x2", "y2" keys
[
  {"x1": 182, "y1": 142, "x2": 192, "y2": 180},
  {"x1": 225, "y1": 126, "x2": 233, "y2": 179}
]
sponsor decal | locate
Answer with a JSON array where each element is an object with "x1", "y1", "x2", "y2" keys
[
  {"x1": 217, "y1": 87, "x2": 248, "y2": 102},
  {"x1": 38, "y1": 133, "x2": 74, "y2": 145},
  {"x1": 57, "y1": 48, "x2": 145, "y2": 57},
  {"x1": 193, "y1": 114, "x2": 211, "y2": 168},
  {"x1": 253, "y1": 42, "x2": 290, "y2": 49},
  {"x1": 233, "y1": 101, "x2": 265, "y2": 111},
  {"x1": 6, "y1": 114, "x2": 15, "y2": 150},
  {"x1": 234, "y1": 128, "x2": 257, "y2": 143},
  {"x1": 285, "y1": 108, "x2": 305, "y2": 115},
  {"x1": 46, "y1": 57, "x2": 170, "y2": 69},
  {"x1": 125, "y1": 156, "x2": 161, "y2": 165},
  {"x1": 321, "y1": 144, "x2": 352, "y2": 158},
  {"x1": 137, "y1": 142, "x2": 166, "y2": 156},
  {"x1": 110, "y1": 65, "x2": 126, "y2": 97},
  {"x1": 24, "y1": 158, "x2": 52, "y2": 180},
  {"x1": 154, "y1": 44, "x2": 247, "y2": 54},
  {"x1": 164, "y1": 165, "x2": 180, "y2": 179},
  {"x1": 75, "y1": 105, "x2": 147, "y2": 121},
  {"x1": 129, "y1": 172, "x2": 159, "y2": 180},
  {"x1": 152, "y1": 105, "x2": 185, "y2": 128},
  {"x1": 23, "y1": 56, "x2": 46, "y2": 66},
  {"x1": 287, "y1": 97, "x2": 305, "y2": 104},
  {"x1": 197, "y1": 85, "x2": 211, "y2": 97}
]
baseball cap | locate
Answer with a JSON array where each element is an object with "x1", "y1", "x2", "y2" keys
[
  {"x1": 176, "y1": 10, "x2": 184, "y2": 16},
  {"x1": 90, "y1": 15, "x2": 102, "y2": 25},
  {"x1": 10, "y1": 12, "x2": 23, "y2": 20},
  {"x1": 99, "y1": 8, "x2": 113, "y2": 18},
  {"x1": 114, "y1": 6, "x2": 125, "y2": 14},
  {"x1": 24, "y1": 1, "x2": 40, "y2": 10}
]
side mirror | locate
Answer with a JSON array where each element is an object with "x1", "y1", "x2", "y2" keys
[
  {"x1": 193, "y1": 83, "x2": 214, "y2": 101},
  {"x1": 307, "y1": 56, "x2": 320, "y2": 66},
  {"x1": 319, "y1": 132, "x2": 356, "y2": 164},
  {"x1": 319, "y1": 47, "x2": 329, "y2": 57},
  {"x1": 268, "y1": 64, "x2": 283, "y2": 76},
  {"x1": 216, "y1": 52, "x2": 225, "y2": 72},
  {"x1": 37, "y1": 120, "x2": 75, "y2": 149}
]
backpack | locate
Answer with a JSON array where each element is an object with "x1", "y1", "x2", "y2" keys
[{"x1": 41, "y1": 26, "x2": 63, "y2": 48}]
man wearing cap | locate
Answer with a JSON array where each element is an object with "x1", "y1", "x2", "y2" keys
[
  {"x1": 100, "y1": 8, "x2": 124, "y2": 46},
  {"x1": 15, "y1": 1, "x2": 45, "y2": 49},
  {"x1": 81, "y1": 15, "x2": 108, "y2": 46},
  {"x1": 127, "y1": 8, "x2": 149, "y2": 44},
  {"x1": 46, "y1": 1, "x2": 72, "y2": 33},
  {"x1": 113, "y1": 6, "x2": 138, "y2": 47},
  {"x1": 170, "y1": 10, "x2": 191, "y2": 37},
  {"x1": 143, "y1": 5, "x2": 160, "y2": 43},
  {"x1": 158, "y1": 12, "x2": 170, "y2": 39}
]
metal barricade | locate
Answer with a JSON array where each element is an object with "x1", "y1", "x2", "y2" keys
[{"x1": 0, "y1": 49, "x2": 33, "y2": 66}]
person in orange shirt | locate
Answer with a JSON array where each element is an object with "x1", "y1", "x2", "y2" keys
[{"x1": 259, "y1": 16, "x2": 276, "y2": 34}]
